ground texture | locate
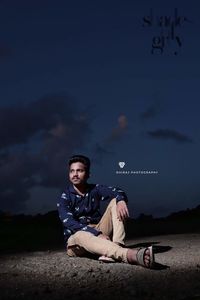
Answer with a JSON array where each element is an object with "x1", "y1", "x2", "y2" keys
[{"x1": 0, "y1": 233, "x2": 200, "y2": 300}]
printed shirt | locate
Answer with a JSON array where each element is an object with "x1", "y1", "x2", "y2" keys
[{"x1": 57, "y1": 183, "x2": 128, "y2": 245}]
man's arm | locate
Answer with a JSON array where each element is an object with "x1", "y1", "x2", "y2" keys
[
  {"x1": 96, "y1": 184, "x2": 129, "y2": 221},
  {"x1": 95, "y1": 184, "x2": 128, "y2": 203},
  {"x1": 57, "y1": 192, "x2": 102, "y2": 236}
]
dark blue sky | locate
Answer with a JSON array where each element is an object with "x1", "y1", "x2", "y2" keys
[{"x1": 0, "y1": 0, "x2": 200, "y2": 217}]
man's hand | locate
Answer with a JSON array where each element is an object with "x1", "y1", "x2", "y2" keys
[
  {"x1": 98, "y1": 234, "x2": 110, "y2": 240},
  {"x1": 116, "y1": 200, "x2": 129, "y2": 221}
]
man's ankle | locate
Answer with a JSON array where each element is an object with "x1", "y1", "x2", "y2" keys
[{"x1": 126, "y1": 249, "x2": 136, "y2": 264}]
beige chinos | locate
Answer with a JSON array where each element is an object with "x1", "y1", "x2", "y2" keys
[{"x1": 67, "y1": 198, "x2": 128, "y2": 262}]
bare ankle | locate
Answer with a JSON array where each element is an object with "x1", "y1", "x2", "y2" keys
[{"x1": 127, "y1": 249, "x2": 136, "y2": 264}]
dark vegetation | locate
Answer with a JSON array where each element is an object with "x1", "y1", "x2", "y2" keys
[{"x1": 1, "y1": 205, "x2": 200, "y2": 254}]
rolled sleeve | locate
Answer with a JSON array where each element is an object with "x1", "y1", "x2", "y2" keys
[{"x1": 95, "y1": 184, "x2": 128, "y2": 203}]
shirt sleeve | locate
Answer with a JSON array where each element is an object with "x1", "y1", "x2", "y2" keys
[
  {"x1": 95, "y1": 184, "x2": 128, "y2": 203},
  {"x1": 57, "y1": 192, "x2": 102, "y2": 236}
]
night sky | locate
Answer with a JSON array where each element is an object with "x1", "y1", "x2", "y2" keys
[{"x1": 0, "y1": 0, "x2": 200, "y2": 218}]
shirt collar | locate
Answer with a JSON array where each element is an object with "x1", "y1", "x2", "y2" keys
[{"x1": 68, "y1": 183, "x2": 91, "y2": 195}]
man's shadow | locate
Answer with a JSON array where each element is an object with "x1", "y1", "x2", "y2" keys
[{"x1": 126, "y1": 241, "x2": 172, "y2": 270}]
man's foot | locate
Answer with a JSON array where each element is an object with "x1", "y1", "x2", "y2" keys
[{"x1": 127, "y1": 246, "x2": 154, "y2": 268}]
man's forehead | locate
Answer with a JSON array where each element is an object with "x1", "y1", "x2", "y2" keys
[{"x1": 69, "y1": 162, "x2": 86, "y2": 169}]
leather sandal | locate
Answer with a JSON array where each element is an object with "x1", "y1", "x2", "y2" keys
[{"x1": 136, "y1": 246, "x2": 155, "y2": 268}]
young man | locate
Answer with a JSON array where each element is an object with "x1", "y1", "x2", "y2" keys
[{"x1": 57, "y1": 155, "x2": 155, "y2": 268}]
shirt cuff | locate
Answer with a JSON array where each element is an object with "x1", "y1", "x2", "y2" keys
[{"x1": 116, "y1": 195, "x2": 128, "y2": 203}]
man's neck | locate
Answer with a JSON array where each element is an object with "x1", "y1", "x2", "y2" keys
[{"x1": 73, "y1": 183, "x2": 88, "y2": 196}]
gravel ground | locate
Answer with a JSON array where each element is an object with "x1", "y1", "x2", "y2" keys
[{"x1": 0, "y1": 233, "x2": 200, "y2": 300}]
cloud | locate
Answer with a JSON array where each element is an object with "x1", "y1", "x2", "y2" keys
[
  {"x1": 92, "y1": 143, "x2": 114, "y2": 163},
  {"x1": 92, "y1": 114, "x2": 128, "y2": 161},
  {"x1": 0, "y1": 100, "x2": 128, "y2": 212},
  {"x1": 147, "y1": 129, "x2": 194, "y2": 143},
  {"x1": 91, "y1": 114, "x2": 129, "y2": 163},
  {"x1": 0, "y1": 150, "x2": 40, "y2": 211},
  {"x1": 0, "y1": 94, "x2": 93, "y2": 212},
  {"x1": 140, "y1": 101, "x2": 161, "y2": 120},
  {"x1": 0, "y1": 94, "x2": 80, "y2": 149},
  {"x1": 106, "y1": 114, "x2": 128, "y2": 143}
]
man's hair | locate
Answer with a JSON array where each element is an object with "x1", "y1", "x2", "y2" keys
[{"x1": 68, "y1": 155, "x2": 91, "y2": 173}]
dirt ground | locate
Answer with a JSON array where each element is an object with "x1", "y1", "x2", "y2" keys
[{"x1": 0, "y1": 233, "x2": 200, "y2": 300}]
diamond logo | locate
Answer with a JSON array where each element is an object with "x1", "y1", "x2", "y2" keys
[{"x1": 119, "y1": 162, "x2": 125, "y2": 168}]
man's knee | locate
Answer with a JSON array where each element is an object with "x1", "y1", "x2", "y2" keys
[{"x1": 72, "y1": 230, "x2": 93, "y2": 244}]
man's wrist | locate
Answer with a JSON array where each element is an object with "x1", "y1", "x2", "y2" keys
[{"x1": 117, "y1": 199, "x2": 126, "y2": 204}]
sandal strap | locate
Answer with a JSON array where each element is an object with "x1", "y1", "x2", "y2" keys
[
  {"x1": 136, "y1": 247, "x2": 147, "y2": 267},
  {"x1": 136, "y1": 246, "x2": 154, "y2": 268}
]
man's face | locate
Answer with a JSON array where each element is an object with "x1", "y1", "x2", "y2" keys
[{"x1": 69, "y1": 162, "x2": 89, "y2": 185}]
